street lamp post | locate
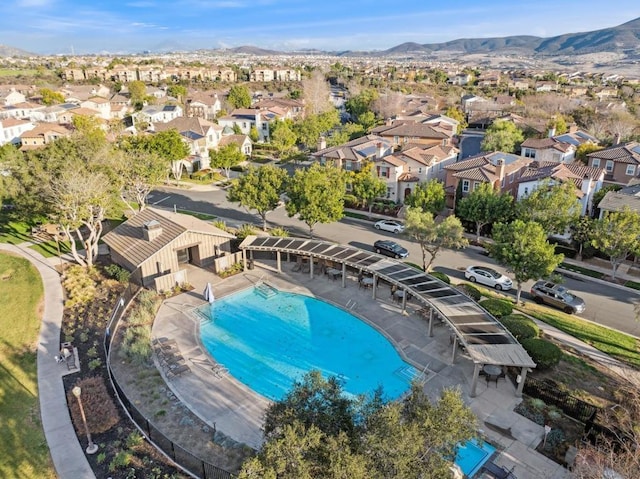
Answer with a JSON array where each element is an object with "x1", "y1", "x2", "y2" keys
[{"x1": 72, "y1": 386, "x2": 98, "y2": 454}]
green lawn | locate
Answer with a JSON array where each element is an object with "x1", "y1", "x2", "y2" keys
[
  {"x1": 0, "y1": 69, "x2": 39, "y2": 77},
  {"x1": 0, "y1": 253, "x2": 56, "y2": 478}
]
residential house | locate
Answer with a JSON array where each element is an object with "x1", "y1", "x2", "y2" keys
[
  {"x1": 370, "y1": 120, "x2": 454, "y2": 149},
  {"x1": 516, "y1": 161, "x2": 605, "y2": 216},
  {"x1": 0, "y1": 118, "x2": 35, "y2": 146},
  {"x1": 19, "y1": 123, "x2": 72, "y2": 150},
  {"x1": 217, "y1": 109, "x2": 270, "y2": 142},
  {"x1": 586, "y1": 141, "x2": 640, "y2": 186},
  {"x1": 461, "y1": 94, "x2": 489, "y2": 114},
  {"x1": 520, "y1": 137, "x2": 577, "y2": 163},
  {"x1": 313, "y1": 135, "x2": 394, "y2": 172},
  {"x1": 58, "y1": 107, "x2": 102, "y2": 125},
  {"x1": 80, "y1": 96, "x2": 111, "y2": 120},
  {"x1": 443, "y1": 152, "x2": 532, "y2": 208},
  {"x1": 40, "y1": 103, "x2": 80, "y2": 123},
  {"x1": 219, "y1": 133, "x2": 252, "y2": 156},
  {"x1": 152, "y1": 116, "x2": 224, "y2": 161},
  {"x1": 136, "y1": 104, "x2": 183, "y2": 125},
  {"x1": 0, "y1": 101, "x2": 46, "y2": 121},
  {"x1": 507, "y1": 78, "x2": 530, "y2": 90},
  {"x1": 146, "y1": 87, "x2": 166, "y2": 100},
  {"x1": 597, "y1": 182, "x2": 640, "y2": 217},
  {"x1": 477, "y1": 72, "x2": 501, "y2": 88},
  {"x1": 110, "y1": 65, "x2": 138, "y2": 83},
  {"x1": 249, "y1": 69, "x2": 301, "y2": 82},
  {"x1": 535, "y1": 81, "x2": 559, "y2": 92},
  {"x1": 101, "y1": 207, "x2": 235, "y2": 289},
  {"x1": 375, "y1": 143, "x2": 459, "y2": 203},
  {"x1": 447, "y1": 73, "x2": 472, "y2": 86},
  {"x1": 0, "y1": 88, "x2": 26, "y2": 106},
  {"x1": 61, "y1": 84, "x2": 111, "y2": 103},
  {"x1": 253, "y1": 97, "x2": 304, "y2": 120},
  {"x1": 137, "y1": 65, "x2": 166, "y2": 83},
  {"x1": 185, "y1": 91, "x2": 222, "y2": 120}
]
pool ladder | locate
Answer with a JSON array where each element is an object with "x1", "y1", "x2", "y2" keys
[
  {"x1": 346, "y1": 299, "x2": 357, "y2": 311},
  {"x1": 255, "y1": 281, "x2": 278, "y2": 299}
]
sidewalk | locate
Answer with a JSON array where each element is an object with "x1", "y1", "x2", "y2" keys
[{"x1": 0, "y1": 243, "x2": 95, "y2": 479}]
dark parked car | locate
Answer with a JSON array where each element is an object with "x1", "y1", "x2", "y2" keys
[
  {"x1": 373, "y1": 240, "x2": 409, "y2": 259},
  {"x1": 530, "y1": 281, "x2": 586, "y2": 314}
]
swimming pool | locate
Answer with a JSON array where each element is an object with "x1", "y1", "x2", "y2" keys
[
  {"x1": 198, "y1": 286, "x2": 417, "y2": 401},
  {"x1": 454, "y1": 438, "x2": 496, "y2": 478}
]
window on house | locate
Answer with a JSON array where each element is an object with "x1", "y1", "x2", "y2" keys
[
  {"x1": 462, "y1": 180, "x2": 470, "y2": 192},
  {"x1": 408, "y1": 166, "x2": 412, "y2": 172},
  {"x1": 524, "y1": 187, "x2": 529, "y2": 196},
  {"x1": 262, "y1": 123, "x2": 268, "y2": 131},
  {"x1": 345, "y1": 161, "x2": 352, "y2": 171},
  {"x1": 386, "y1": 187, "x2": 392, "y2": 199},
  {"x1": 523, "y1": 148, "x2": 536, "y2": 159},
  {"x1": 605, "y1": 160, "x2": 614, "y2": 172},
  {"x1": 394, "y1": 136, "x2": 399, "y2": 145},
  {"x1": 626, "y1": 165, "x2": 635, "y2": 176},
  {"x1": 591, "y1": 158, "x2": 600, "y2": 168},
  {"x1": 380, "y1": 168, "x2": 388, "y2": 178},
  {"x1": 418, "y1": 167, "x2": 422, "y2": 174},
  {"x1": 473, "y1": 182, "x2": 480, "y2": 190}
]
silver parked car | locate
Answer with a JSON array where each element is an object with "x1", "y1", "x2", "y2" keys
[
  {"x1": 464, "y1": 265, "x2": 513, "y2": 291},
  {"x1": 530, "y1": 281, "x2": 586, "y2": 314},
  {"x1": 374, "y1": 220, "x2": 405, "y2": 234}
]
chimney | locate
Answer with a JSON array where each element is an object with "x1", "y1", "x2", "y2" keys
[
  {"x1": 376, "y1": 142, "x2": 385, "y2": 159},
  {"x1": 613, "y1": 133, "x2": 621, "y2": 145},
  {"x1": 142, "y1": 220, "x2": 163, "y2": 241},
  {"x1": 497, "y1": 158, "x2": 505, "y2": 181},
  {"x1": 548, "y1": 127, "x2": 556, "y2": 138},
  {"x1": 317, "y1": 136, "x2": 326, "y2": 151}
]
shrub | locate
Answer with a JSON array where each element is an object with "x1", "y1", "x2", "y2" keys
[
  {"x1": 430, "y1": 271, "x2": 450, "y2": 284},
  {"x1": 219, "y1": 262, "x2": 244, "y2": 278},
  {"x1": 67, "y1": 376, "x2": 119, "y2": 434},
  {"x1": 88, "y1": 358, "x2": 102, "y2": 370},
  {"x1": 501, "y1": 314, "x2": 539, "y2": 341},
  {"x1": 63, "y1": 266, "x2": 98, "y2": 308},
  {"x1": 104, "y1": 264, "x2": 131, "y2": 283},
  {"x1": 479, "y1": 298, "x2": 513, "y2": 318},
  {"x1": 125, "y1": 431, "x2": 144, "y2": 450},
  {"x1": 213, "y1": 220, "x2": 230, "y2": 232},
  {"x1": 269, "y1": 226, "x2": 290, "y2": 237},
  {"x1": 459, "y1": 283, "x2": 482, "y2": 301},
  {"x1": 543, "y1": 428, "x2": 566, "y2": 452},
  {"x1": 109, "y1": 451, "x2": 133, "y2": 472},
  {"x1": 234, "y1": 223, "x2": 256, "y2": 240},
  {"x1": 521, "y1": 338, "x2": 563, "y2": 370},
  {"x1": 343, "y1": 194, "x2": 359, "y2": 208}
]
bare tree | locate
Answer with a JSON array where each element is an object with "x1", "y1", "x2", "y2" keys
[
  {"x1": 371, "y1": 90, "x2": 405, "y2": 120},
  {"x1": 302, "y1": 70, "x2": 332, "y2": 116},
  {"x1": 48, "y1": 169, "x2": 113, "y2": 268},
  {"x1": 605, "y1": 111, "x2": 639, "y2": 142},
  {"x1": 572, "y1": 385, "x2": 640, "y2": 478}
]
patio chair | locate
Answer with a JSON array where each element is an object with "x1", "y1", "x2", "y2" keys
[
  {"x1": 166, "y1": 364, "x2": 191, "y2": 379},
  {"x1": 481, "y1": 462, "x2": 516, "y2": 479}
]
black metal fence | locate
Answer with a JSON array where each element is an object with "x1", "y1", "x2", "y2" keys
[
  {"x1": 104, "y1": 287, "x2": 234, "y2": 479},
  {"x1": 523, "y1": 376, "x2": 600, "y2": 423}
]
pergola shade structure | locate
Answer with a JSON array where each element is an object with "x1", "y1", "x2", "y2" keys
[{"x1": 239, "y1": 236, "x2": 536, "y2": 397}]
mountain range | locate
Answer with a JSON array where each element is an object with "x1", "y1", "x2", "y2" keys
[{"x1": 380, "y1": 16, "x2": 640, "y2": 57}]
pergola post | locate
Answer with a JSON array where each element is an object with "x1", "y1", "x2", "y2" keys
[
  {"x1": 341, "y1": 263, "x2": 346, "y2": 288},
  {"x1": 401, "y1": 290, "x2": 407, "y2": 312},
  {"x1": 309, "y1": 257, "x2": 314, "y2": 279},
  {"x1": 371, "y1": 275, "x2": 377, "y2": 299},
  {"x1": 276, "y1": 251, "x2": 281, "y2": 272},
  {"x1": 516, "y1": 367, "x2": 528, "y2": 397},
  {"x1": 451, "y1": 335, "x2": 458, "y2": 364},
  {"x1": 242, "y1": 249, "x2": 247, "y2": 272},
  {"x1": 428, "y1": 308, "x2": 434, "y2": 337},
  {"x1": 470, "y1": 363, "x2": 481, "y2": 398}
]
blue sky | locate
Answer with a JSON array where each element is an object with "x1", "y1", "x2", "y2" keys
[{"x1": 2, "y1": 0, "x2": 639, "y2": 54}]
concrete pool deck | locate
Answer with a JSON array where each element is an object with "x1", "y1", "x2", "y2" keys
[{"x1": 152, "y1": 262, "x2": 568, "y2": 478}]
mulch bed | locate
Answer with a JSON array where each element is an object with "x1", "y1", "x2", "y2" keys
[{"x1": 60, "y1": 265, "x2": 189, "y2": 479}]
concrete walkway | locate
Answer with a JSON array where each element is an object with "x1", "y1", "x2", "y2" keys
[{"x1": 0, "y1": 244, "x2": 95, "y2": 479}]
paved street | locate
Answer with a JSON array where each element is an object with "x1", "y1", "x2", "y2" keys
[{"x1": 148, "y1": 186, "x2": 640, "y2": 337}]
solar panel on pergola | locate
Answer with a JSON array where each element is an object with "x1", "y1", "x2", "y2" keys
[{"x1": 238, "y1": 235, "x2": 536, "y2": 368}]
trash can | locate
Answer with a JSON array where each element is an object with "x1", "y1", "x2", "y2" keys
[{"x1": 247, "y1": 259, "x2": 254, "y2": 270}]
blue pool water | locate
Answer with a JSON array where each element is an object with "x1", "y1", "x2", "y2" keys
[
  {"x1": 198, "y1": 287, "x2": 416, "y2": 401},
  {"x1": 454, "y1": 439, "x2": 496, "y2": 478}
]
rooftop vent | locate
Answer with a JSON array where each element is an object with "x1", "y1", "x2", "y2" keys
[{"x1": 142, "y1": 219, "x2": 162, "y2": 241}]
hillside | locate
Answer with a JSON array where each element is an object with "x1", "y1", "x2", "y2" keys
[
  {"x1": 0, "y1": 44, "x2": 34, "y2": 57},
  {"x1": 382, "y1": 17, "x2": 640, "y2": 56}
]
